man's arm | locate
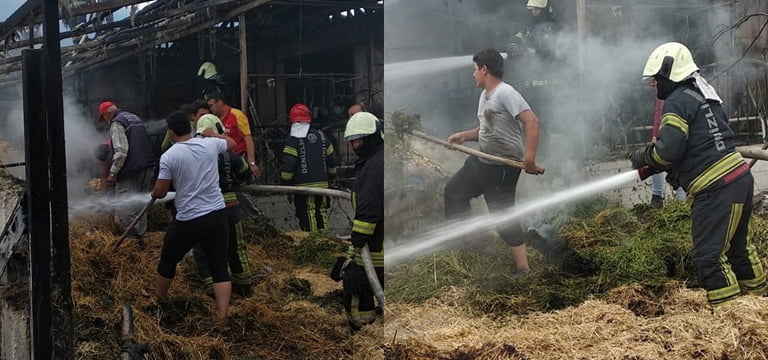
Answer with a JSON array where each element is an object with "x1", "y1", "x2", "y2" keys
[
  {"x1": 517, "y1": 109, "x2": 540, "y2": 174},
  {"x1": 108, "y1": 122, "x2": 128, "y2": 182},
  {"x1": 151, "y1": 179, "x2": 171, "y2": 199},
  {"x1": 447, "y1": 126, "x2": 480, "y2": 145},
  {"x1": 201, "y1": 127, "x2": 235, "y2": 150},
  {"x1": 234, "y1": 109, "x2": 261, "y2": 179}
]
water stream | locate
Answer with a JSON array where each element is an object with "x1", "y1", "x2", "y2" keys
[
  {"x1": 386, "y1": 170, "x2": 639, "y2": 264},
  {"x1": 69, "y1": 192, "x2": 175, "y2": 217},
  {"x1": 385, "y1": 53, "x2": 508, "y2": 82}
]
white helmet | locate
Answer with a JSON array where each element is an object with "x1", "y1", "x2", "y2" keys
[
  {"x1": 527, "y1": 0, "x2": 548, "y2": 9},
  {"x1": 642, "y1": 42, "x2": 699, "y2": 82},
  {"x1": 344, "y1": 112, "x2": 381, "y2": 141},
  {"x1": 197, "y1": 61, "x2": 218, "y2": 80}
]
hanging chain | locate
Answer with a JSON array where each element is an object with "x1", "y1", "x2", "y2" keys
[
  {"x1": 139, "y1": 50, "x2": 146, "y2": 83},
  {"x1": 148, "y1": 47, "x2": 157, "y2": 83},
  {"x1": 198, "y1": 31, "x2": 205, "y2": 61},
  {"x1": 209, "y1": 27, "x2": 216, "y2": 60}
]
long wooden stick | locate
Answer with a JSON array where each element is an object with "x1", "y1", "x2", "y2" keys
[
  {"x1": 738, "y1": 147, "x2": 768, "y2": 162},
  {"x1": 411, "y1": 130, "x2": 545, "y2": 175},
  {"x1": 233, "y1": 184, "x2": 352, "y2": 200},
  {"x1": 748, "y1": 143, "x2": 768, "y2": 167},
  {"x1": 111, "y1": 198, "x2": 155, "y2": 253}
]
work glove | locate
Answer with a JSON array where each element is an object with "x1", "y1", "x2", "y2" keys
[
  {"x1": 629, "y1": 146, "x2": 651, "y2": 169},
  {"x1": 665, "y1": 172, "x2": 681, "y2": 190},
  {"x1": 342, "y1": 263, "x2": 370, "y2": 297},
  {"x1": 330, "y1": 256, "x2": 351, "y2": 282},
  {"x1": 637, "y1": 165, "x2": 661, "y2": 181}
]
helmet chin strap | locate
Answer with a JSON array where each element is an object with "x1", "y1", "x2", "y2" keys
[{"x1": 655, "y1": 75, "x2": 678, "y2": 100}]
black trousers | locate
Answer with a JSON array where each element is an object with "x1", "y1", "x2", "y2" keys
[
  {"x1": 691, "y1": 172, "x2": 766, "y2": 305},
  {"x1": 157, "y1": 209, "x2": 230, "y2": 283},
  {"x1": 444, "y1": 156, "x2": 525, "y2": 246},
  {"x1": 294, "y1": 194, "x2": 329, "y2": 232}
]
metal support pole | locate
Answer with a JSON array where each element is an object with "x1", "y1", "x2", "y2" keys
[
  {"x1": 42, "y1": 0, "x2": 74, "y2": 356},
  {"x1": 23, "y1": 48, "x2": 52, "y2": 360}
]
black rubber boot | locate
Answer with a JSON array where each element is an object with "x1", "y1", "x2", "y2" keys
[{"x1": 650, "y1": 195, "x2": 664, "y2": 209}]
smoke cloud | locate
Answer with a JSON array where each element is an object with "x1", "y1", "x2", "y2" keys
[
  {"x1": 0, "y1": 85, "x2": 116, "y2": 204},
  {"x1": 384, "y1": 0, "x2": 745, "y2": 248}
]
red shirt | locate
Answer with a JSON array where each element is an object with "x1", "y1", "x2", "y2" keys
[{"x1": 220, "y1": 106, "x2": 250, "y2": 156}]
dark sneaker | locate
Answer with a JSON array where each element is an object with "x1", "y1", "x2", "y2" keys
[
  {"x1": 233, "y1": 283, "x2": 253, "y2": 298},
  {"x1": 510, "y1": 268, "x2": 531, "y2": 279},
  {"x1": 650, "y1": 195, "x2": 664, "y2": 209}
]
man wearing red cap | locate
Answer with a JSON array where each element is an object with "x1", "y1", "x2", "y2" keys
[
  {"x1": 97, "y1": 101, "x2": 156, "y2": 244},
  {"x1": 280, "y1": 103, "x2": 338, "y2": 232}
]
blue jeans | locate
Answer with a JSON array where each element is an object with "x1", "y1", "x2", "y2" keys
[{"x1": 651, "y1": 172, "x2": 686, "y2": 200}]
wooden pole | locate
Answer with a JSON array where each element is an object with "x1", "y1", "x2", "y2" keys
[
  {"x1": 239, "y1": 14, "x2": 249, "y2": 114},
  {"x1": 738, "y1": 147, "x2": 768, "y2": 162},
  {"x1": 410, "y1": 130, "x2": 545, "y2": 174},
  {"x1": 111, "y1": 198, "x2": 155, "y2": 253},
  {"x1": 233, "y1": 184, "x2": 351, "y2": 200}
]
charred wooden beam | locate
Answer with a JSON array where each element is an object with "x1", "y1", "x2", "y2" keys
[
  {"x1": 67, "y1": 0, "x2": 155, "y2": 17},
  {"x1": 0, "y1": 0, "x2": 243, "y2": 52},
  {"x1": 62, "y1": 0, "x2": 274, "y2": 76}
]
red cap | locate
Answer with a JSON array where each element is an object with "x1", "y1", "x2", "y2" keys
[
  {"x1": 97, "y1": 101, "x2": 115, "y2": 121},
  {"x1": 289, "y1": 103, "x2": 311, "y2": 123}
]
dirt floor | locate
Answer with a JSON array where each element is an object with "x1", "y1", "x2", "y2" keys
[{"x1": 69, "y1": 208, "x2": 384, "y2": 360}]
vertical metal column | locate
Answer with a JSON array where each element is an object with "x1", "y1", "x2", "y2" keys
[
  {"x1": 22, "y1": 48, "x2": 52, "y2": 360},
  {"x1": 41, "y1": 0, "x2": 74, "y2": 357}
]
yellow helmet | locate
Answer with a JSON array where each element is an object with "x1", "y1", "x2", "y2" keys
[
  {"x1": 642, "y1": 42, "x2": 699, "y2": 82},
  {"x1": 344, "y1": 112, "x2": 380, "y2": 141},
  {"x1": 527, "y1": 0, "x2": 548, "y2": 9}
]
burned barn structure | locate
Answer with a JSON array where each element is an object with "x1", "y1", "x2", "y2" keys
[
  {"x1": 1, "y1": 0, "x2": 383, "y2": 183},
  {"x1": 0, "y1": 1, "x2": 382, "y2": 359}
]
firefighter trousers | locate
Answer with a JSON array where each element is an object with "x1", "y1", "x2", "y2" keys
[
  {"x1": 294, "y1": 194, "x2": 329, "y2": 232},
  {"x1": 691, "y1": 172, "x2": 766, "y2": 306}
]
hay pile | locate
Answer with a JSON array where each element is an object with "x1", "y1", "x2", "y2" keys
[
  {"x1": 69, "y1": 211, "x2": 383, "y2": 359},
  {"x1": 384, "y1": 283, "x2": 768, "y2": 360},
  {"x1": 385, "y1": 197, "x2": 768, "y2": 359},
  {"x1": 385, "y1": 284, "x2": 768, "y2": 360}
]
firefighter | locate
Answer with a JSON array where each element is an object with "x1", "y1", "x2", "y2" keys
[
  {"x1": 631, "y1": 42, "x2": 767, "y2": 307},
  {"x1": 337, "y1": 111, "x2": 383, "y2": 331},
  {"x1": 185, "y1": 101, "x2": 255, "y2": 298},
  {"x1": 508, "y1": 0, "x2": 558, "y2": 58},
  {"x1": 280, "y1": 103, "x2": 338, "y2": 232}
]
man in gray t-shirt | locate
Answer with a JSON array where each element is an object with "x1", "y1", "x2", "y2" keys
[{"x1": 445, "y1": 48, "x2": 542, "y2": 275}]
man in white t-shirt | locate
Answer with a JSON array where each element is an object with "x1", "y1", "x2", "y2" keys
[
  {"x1": 445, "y1": 48, "x2": 542, "y2": 276},
  {"x1": 151, "y1": 110, "x2": 236, "y2": 319}
]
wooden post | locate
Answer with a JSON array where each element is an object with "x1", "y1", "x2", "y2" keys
[
  {"x1": 239, "y1": 14, "x2": 248, "y2": 114},
  {"x1": 23, "y1": 48, "x2": 52, "y2": 360},
  {"x1": 42, "y1": 0, "x2": 74, "y2": 355}
]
